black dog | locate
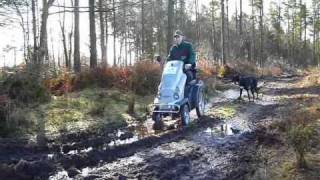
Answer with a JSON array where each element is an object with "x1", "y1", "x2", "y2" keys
[{"x1": 232, "y1": 75, "x2": 259, "y2": 101}]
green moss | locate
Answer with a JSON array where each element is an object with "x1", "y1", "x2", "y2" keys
[
  {"x1": 208, "y1": 105, "x2": 238, "y2": 119},
  {"x1": 3, "y1": 86, "x2": 154, "y2": 136}
]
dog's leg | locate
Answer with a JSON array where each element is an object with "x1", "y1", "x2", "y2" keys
[
  {"x1": 251, "y1": 88, "x2": 255, "y2": 101},
  {"x1": 247, "y1": 89, "x2": 251, "y2": 101},
  {"x1": 239, "y1": 88, "x2": 243, "y2": 100}
]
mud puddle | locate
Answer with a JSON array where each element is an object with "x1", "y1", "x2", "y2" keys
[{"x1": 204, "y1": 123, "x2": 242, "y2": 137}]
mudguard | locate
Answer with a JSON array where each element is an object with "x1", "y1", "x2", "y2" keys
[{"x1": 185, "y1": 80, "x2": 204, "y2": 110}]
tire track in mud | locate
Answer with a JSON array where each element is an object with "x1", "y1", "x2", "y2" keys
[
  {"x1": 1, "y1": 75, "x2": 298, "y2": 180},
  {"x1": 57, "y1": 77, "x2": 290, "y2": 180}
]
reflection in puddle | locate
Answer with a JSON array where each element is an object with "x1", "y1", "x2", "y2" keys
[
  {"x1": 67, "y1": 150, "x2": 78, "y2": 155},
  {"x1": 108, "y1": 136, "x2": 139, "y2": 146},
  {"x1": 204, "y1": 124, "x2": 240, "y2": 137},
  {"x1": 47, "y1": 154, "x2": 54, "y2": 160},
  {"x1": 81, "y1": 167, "x2": 91, "y2": 177},
  {"x1": 49, "y1": 170, "x2": 71, "y2": 180},
  {"x1": 80, "y1": 147, "x2": 93, "y2": 153},
  {"x1": 107, "y1": 118, "x2": 167, "y2": 147},
  {"x1": 222, "y1": 89, "x2": 240, "y2": 100},
  {"x1": 135, "y1": 119, "x2": 155, "y2": 138}
]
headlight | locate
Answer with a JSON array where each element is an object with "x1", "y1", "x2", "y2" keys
[
  {"x1": 174, "y1": 93, "x2": 179, "y2": 100},
  {"x1": 174, "y1": 87, "x2": 180, "y2": 100}
]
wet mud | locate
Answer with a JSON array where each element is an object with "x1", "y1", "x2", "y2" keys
[{"x1": 0, "y1": 75, "x2": 300, "y2": 180}]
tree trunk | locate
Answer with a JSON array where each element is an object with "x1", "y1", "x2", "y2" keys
[
  {"x1": 124, "y1": 0, "x2": 128, "y2": 66},
  {"x1": 58, "y1": 48, "x2": 61, "y2": 68},
  {"x1": 32, "y1": 0, "x2": 37, "y2": 64},
  {"x1": 68, "y1": 31, "x2": 73, "y2": 69},
  {"x1": 141, "y1": 0, "x2": 145, "y2": 59},
  {"x1": 59, "y1": 0, "x2": 69, "y2": 69},
  {"x1": 13, "y1": 2, "x2": 27, "y2": 62},
  {"x1": 297, "y1": 152, "x2": 307, "y2": 168},
  {"x1": 167, "y1": 0, "x2": 174, "y2": 54},
  {"x1": 277, "y1": 3, "x2": 281, "y2": 56},
  {"x1": 226, "y1": 0, "x2": 229, "y2": 60},
  {"x1": 221, "y1": 0, "x2": 226, "y2": 65},
  {"x1": 156, "y1": 0, "x2": 164, "y2": 56},
  {"x1": 313, "y1": 11, "x2": 316, "y2": 64},
  {"x1": 299, "y1": 0, "x2": 302, "y2": 42},
  {"x1": 240, "y1": 0, "x2": 242, "y2": 36},
  {"x1": 259, "y1": 0, "x2": 264, "y2": 67},
  {"x1": 99, "y1": 0, "x2": 107, "y2": 66},
  {"x1": 74, "y1": 0, "x2": 81, "y2": 72},
  {"x1": 179, "y1": 0, "x2": 186, "y2": 30},
  {"x1": 89, "y1": 0, "x2": 97, "y2": 68},
  {"x1": 39, "y1": 0, "x2": 55, "y2": 66},
  {"x1": 127, "y1": 93, "x2": 135, "y2": 114},
  {"x1": 211, "y1": 0, "x2": 216, "y2": 61},
  {"x1": 303, "y1": 3, "x2": 307, "y2": 48},
  {"x1": 105, "y1": 1, "x2": 109, "y2": 67},
  {"x1": 235, "y1": 2, "x2": 238, "y2": 35},
  {"x1": 113, "y1": 0, "x2": 116, "y2": 66},
  {"x1": 50, "y1": 33, "x2": 55, "y2": 69},
  {"x1": 251, "y1": 0, "x2": 255, "y2": 62},
  {"x1": 287, "y1": 8, "x2": 290, "y2": 63},
  {"x1": 26, "y1": 5, "x2": 31, "y2": 62},
  {"x1": 195, "y1": 0, "x2": 200, "y2": 47}
]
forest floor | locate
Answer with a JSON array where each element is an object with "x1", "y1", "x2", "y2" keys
[{"x1": 0, "y1": 73, "x2": 320, "y2": 180}]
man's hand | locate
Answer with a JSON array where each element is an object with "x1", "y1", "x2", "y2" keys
[{"x1": 184, "y1": 64, "x2": 192, "y2": 70}]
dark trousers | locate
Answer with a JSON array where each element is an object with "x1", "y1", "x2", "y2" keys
[{"x1": 185, "y1": 69, "x2": 196, "y2": 84}]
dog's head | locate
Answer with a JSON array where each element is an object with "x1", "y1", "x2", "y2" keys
[{"x1": 231, "y1": 75, "x2": 240, "y2": 84}]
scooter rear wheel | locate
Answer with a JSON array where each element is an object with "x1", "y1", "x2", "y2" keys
[
  {"x1": 180, "y1": 104, "x2": 191, "y2": 126},
  {"x1": 196, "y1": 87, "x2": 205, "y2": 118}
]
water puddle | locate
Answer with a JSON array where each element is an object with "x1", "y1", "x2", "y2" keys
[
  {"x1": 108, "y1": 136, "x2": 139, "y2": 146},
  {"x1": 108, "y1": 119, "x2": 157, "y2": 147},
  {"x1": 81, "y1": 167, "x2": 92, "y2": 177},
  {"x1": 222, "y1": 89, "x2": 240, "y2": 100},
  {"x1": 191, "y1": 122, "x2": 246, "y2": 147},
  {"x1": 49, "y1": 170, "x2": 71, "y2": 180},
  {"x1": 47, "y1": 153, "x2": 54, "y2": 160},
  {"x1": 67, "y1": 150, "x2": 77, "y2": 155},
  {"x1": 204, "y1": 123, "x2": 240, "y2": 137},
  {"x1": 209, "y1": 89, "x2": 240, "y2": 104}
]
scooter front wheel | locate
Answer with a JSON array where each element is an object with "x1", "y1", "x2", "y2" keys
[{"x1": 152, "y1": 112, "x2": 164, "y2": 130}]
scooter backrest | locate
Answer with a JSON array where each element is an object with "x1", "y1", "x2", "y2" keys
[
  {"x1": 163, "y1": 61, "x2": 183, "y2": 75},
  {"x1": 161, "y1": 61, "x2": 185, "y2": 89}
]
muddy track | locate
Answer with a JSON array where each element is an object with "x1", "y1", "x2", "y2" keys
[{"x1": 0, "y1": 75, "x2": 301, "y2": 180}]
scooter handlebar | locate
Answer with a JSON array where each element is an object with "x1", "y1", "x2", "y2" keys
[{"x1": 184, "y1": 64, "x2": 192, "y2": 70}]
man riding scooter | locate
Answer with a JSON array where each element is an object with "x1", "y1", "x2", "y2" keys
[
  {"x1": 167, "y1": 30, "x2": 197, "y2": 83},
  {"x1": 151, "y1": 30, "x2": 204, "y2": 130}
]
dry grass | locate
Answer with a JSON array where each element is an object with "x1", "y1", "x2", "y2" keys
[
  {"x1": 259, "y1": 66, "x2": 284, "y2": 77},
  {"x1": 44, "y1": 61, "x2": 162, "y2": 96},
  {"x1": 297, "y1": 68, "x2": 320, "y2": 88},
  {"x1": 197, "y1": 59, "x2": 219, "y2": 79}
]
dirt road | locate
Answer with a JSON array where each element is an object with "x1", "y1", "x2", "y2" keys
[{"x1": 0, "y1": 75, "x2": 301, "y2": 180}]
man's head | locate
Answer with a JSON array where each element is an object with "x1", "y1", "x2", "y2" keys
[{"x1": 173, "y1": 30, "x2": 184, "y2": 45}]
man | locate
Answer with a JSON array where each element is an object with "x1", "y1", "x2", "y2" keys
[{"x1": 167, "y1": 30, "x2": 196, "y2": 82}]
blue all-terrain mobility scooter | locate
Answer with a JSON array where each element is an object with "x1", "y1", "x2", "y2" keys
[{"x1": 151, "y1": 60, "x2": 206, "y2": 130}]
